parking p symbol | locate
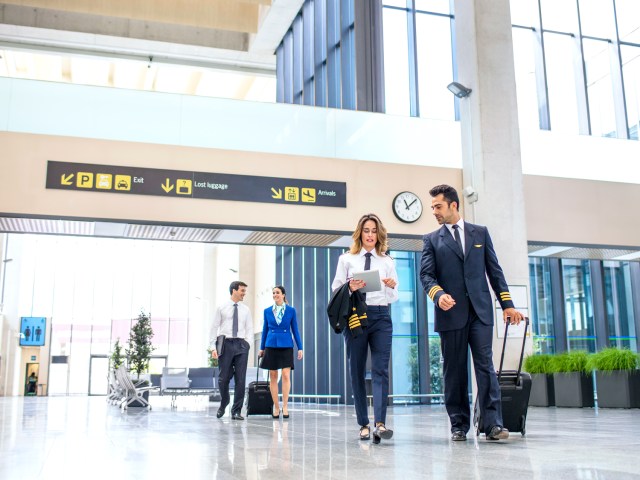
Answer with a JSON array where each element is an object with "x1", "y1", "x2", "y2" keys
[{"x1": 77, "y1": 172, "x2": 94, "y2": 188}]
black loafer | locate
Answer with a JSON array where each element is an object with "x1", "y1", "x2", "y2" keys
[
  {"x1": 231, "y1": 413, "x2": 245, "y2": 421},
  {"x1": 451, "y1": 430, "x2": 467, "y2": 441},
  {"x1": 216, "y1": 408, "x2": 225, "y2": 419},
  {"x1": 486, "y1": 426, "x2": 509, "y2": 441}
]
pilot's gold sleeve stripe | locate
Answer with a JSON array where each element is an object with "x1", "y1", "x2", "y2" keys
[{"x1": 428, "y1": 285, "x2": 443, "y2": 300}]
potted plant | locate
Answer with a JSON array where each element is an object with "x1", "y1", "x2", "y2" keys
[
  {"x1": 110, "y1": 338, "x2": 125, "y2": 372},
  {"x1": 125, "y1": 310, "x2": 156, "y2": 406},
  {"x1": 587, "y1": 347, "x2": 640, "y2": 408},
  {"x1": 524, "y1": 354, "x2": 555, "y2": 407},
  {"x1": 548, "y1": 350, "x2": 593, "y2": 408}
]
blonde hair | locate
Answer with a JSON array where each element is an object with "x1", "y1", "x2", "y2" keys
[{"x1": 349, "y1": 213, "x2": 388, "y2": 256}]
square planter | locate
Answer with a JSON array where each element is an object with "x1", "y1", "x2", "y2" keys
[
  {"x1": 128, "y1": 389, "x2": 150, "y2": 408},
  {"x1": 595, "y1": 370, "x2": 640, "y2": 409},
  {"x1": 529, "y1": 373, "x2": 555, "y2": 407},
  {"x1": 553, "y1": 372, "x2": 594, "y2": 408}
]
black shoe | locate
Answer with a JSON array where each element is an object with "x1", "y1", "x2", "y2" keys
[
  {"x1": 216, "y1": 408, "x2": 225, "y2": 419},
  {"x1": 231, "y1": 413, "x2": 244, "y2": 421},
  {"x1": 373, "y1": 423, "x2": 393, "y2": 442},
  {"x1": 451, "y1": 430, "x2": 467, "y2": 441},
  {"x1": 359, "y1": 425, "x2": 371, "y2": 441},
  {"x1": 486, "y1": 426, "x2": 509, "y2": 441}
]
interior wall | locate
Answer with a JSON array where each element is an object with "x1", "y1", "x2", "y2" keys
[
  {"x1": 1, "y1": 131, "x2": 638, "y2": 248},
  {"x1": 523, "y1": 175, "x2": 640, "y2": 248},
  {"x1": 0, "y1": 131, "x2": 460, "y2": 237}
]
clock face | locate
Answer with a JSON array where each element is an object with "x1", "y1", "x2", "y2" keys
[{"x1": 392, "y1": 191, "x2": 423, "y2": 223}]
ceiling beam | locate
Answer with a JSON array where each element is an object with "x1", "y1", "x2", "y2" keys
[{"x1": 1, "y1": 0, "x2": 261, "y2": 33}]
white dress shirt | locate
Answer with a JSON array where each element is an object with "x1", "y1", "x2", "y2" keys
[
  {"x1": 210, "y1": 299, "x2": 253, "y2": 350},
  {"x1": 332, "y1": 248, "x2": 399, "y2": 306},
  {"x1": 445, "y1": 218, "x2": 466, "y2": 253}
]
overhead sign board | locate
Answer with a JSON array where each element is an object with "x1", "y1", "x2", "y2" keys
[{"x1": 46, "y1": 161, "x2": 346, "y2": 208}]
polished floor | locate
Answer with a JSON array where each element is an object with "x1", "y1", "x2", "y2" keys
[{"x1": 1, "y1": 395, "x2": 639, "y2": 480}]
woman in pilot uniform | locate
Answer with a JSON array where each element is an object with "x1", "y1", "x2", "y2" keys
[
  {"x1": 259, "y1": 285, "x2": 303, "y2": 419},
  {"x1": 332, "y1": 213, "x2": 399, "y2": 443}
]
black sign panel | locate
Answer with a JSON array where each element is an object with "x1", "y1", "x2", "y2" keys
[{"x1": 46, "y1": 161, "x2": 346, "y2": 207}]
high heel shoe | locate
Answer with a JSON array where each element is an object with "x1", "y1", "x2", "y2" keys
[
  {"x1": 373, "y1": 423, "x2": 393, "y2": 444},
  {"x1": 282, "y1": 407, "x2": 289, "y2": 419},
  {"x1": 272, "y1": 406, "x2": 281, "y2": 419}
]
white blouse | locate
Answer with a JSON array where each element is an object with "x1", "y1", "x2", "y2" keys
[{"x1": 331, "y1": 248, "x2": 399, "y2": 306}]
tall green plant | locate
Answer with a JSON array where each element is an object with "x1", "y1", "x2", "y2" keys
[
  {"x1": 207, "y1": 347, "x2": 219, "y2": 368},
  {"x1": 429, "y1": 338, "x2": 443, "y2": 395},
  {"x1": 110, "y1": 338, "x2": 125, "y2": 372},
  {"x1": 523, "y1": 354, "x2": 553, "y2": 374},
  {"x1": 548, "y1": 350, "x2": 591, "y2": 374},
  {"x1": 126, "y1": 310, "x2": 156, "y2": 379},
  {"x1": 587, "y1": 347, "x2": 639, "y2": 372}
]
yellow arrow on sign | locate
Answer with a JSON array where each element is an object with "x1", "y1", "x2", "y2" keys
[
  {"x1": 61, "y1": 173, "x2": 74, "y2": 185},
  {"x1": 271, "y1": 188, "x2": 282, "y2": 199},
  {"x1": 161, "y1": 179, "x2": 174, "y2": 193}
]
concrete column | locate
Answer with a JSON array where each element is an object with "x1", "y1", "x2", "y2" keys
[{"x1": 452, "y1": 0, "x2": 532, "y2": 368}]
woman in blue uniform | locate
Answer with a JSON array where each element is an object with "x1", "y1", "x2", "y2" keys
[{"x1": 259, "y1": 285, "x2": 303, "y2": 418}]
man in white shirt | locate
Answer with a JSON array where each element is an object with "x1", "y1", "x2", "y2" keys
[{"x1": 210, "y1": 280, "x2": 254, "y2": 420}]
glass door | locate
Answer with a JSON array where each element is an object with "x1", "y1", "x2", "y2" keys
[{"x1": 89, "y1": 355, "x2": 109, "y2": 395}]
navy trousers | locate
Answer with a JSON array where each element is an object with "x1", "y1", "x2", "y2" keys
[
  {"x1": 217, "y1": 337, "x2": 250, "y2": 415},
  {"x1": 344, "y1": 305, "x2": 393, "y2": 427},
  {"x1": 439, "y1": 306, "x2": 502, "y2": 434}
]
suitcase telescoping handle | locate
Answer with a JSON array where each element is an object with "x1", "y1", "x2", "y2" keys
[
  {"x1": 497, "y1": 316, "x2": 529, "y2": 382},
  {"x1": 256, "y1": 355, "x2": 266, "y2": 382}
]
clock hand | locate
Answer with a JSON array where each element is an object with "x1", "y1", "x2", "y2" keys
[
  {"x1": 403, "y1": 199, "x2": 409, "y2": 209},
  {"x1": 407, "y1": 199, "x2": 417, "y2": 208}
]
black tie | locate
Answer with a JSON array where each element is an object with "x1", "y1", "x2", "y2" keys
[
  {"x1": 232, "y1": 303, "x2": 239, "y2": 338},
  {"x1": 452, "y1": 224, "x2": 463, "y2": 256},
  {"x1": 363, "y1": 252, "x2": 372, "y2": 300},
  {"x1": 364, "y1": 252, "x2": 372, "y2": 271}
]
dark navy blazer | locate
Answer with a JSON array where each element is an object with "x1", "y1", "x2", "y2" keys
[
  {"x1": 260, "y1": 305, "x2": 303, "y2": 350},
  {"x1": 420, "y1": 222, "x2": 514, "y2": 332}
]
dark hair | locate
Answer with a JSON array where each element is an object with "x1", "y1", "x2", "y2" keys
[
  {"x1": 429, "y1": 184, "x2": 460, "y2": 210},
  {"x1": 229, "y1": 281, "x2": 248, "y2": 295},
  {"x1": 273, "y1": 285, "x2": 288, "y2": 303}
]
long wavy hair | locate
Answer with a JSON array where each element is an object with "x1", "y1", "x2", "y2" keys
[{"x1": 349, "y1": 213, "x2": 388, "y2": 256}]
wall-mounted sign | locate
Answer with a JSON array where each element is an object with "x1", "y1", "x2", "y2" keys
[
  {"x1": 20, "y1": 317, "x2": 46, "y2": 346},
  {"x1": 46, "y1": 161, "x2": 346, "y2": 208}
]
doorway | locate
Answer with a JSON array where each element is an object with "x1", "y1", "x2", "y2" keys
[
  {"x1": 89, "y1": 355, "x2": 109, "y2": 395},
  {"x1": 24, "y1": 362, "x2": 39, "y2": 396}
]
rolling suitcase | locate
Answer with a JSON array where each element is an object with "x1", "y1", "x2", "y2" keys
[
  {"x1": 246, "y1": 360, "x2": 273, "y2": 416},
  {"x1": 474, "y1": 317, "x2": 532, "y2": 436}
]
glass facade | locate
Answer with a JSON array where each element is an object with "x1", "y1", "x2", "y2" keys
[
  {"x1": 390, "y1": 252, "x2": 421, "y2": 399},
  {"x1": 528, "y1": 258, "x2": 556, "y2": 353},
  {"x1": 511, "y1": 0, "x2": 640, "y2": 140},
  {"x1": 8, "y1": 234, "x2": 206, "y2": 395},
  {"x1": 603, "y1": 261, "x2": 637, "y2": 350},
  {"x1": 276, "y1": 0, "x2": 355, "y2": 109},
  {"x1": 562, "y1": 260, "x2": 596, "y2": 352},
  {"x1": 382, "y1": 1, "x2": 454, "y2": 119}
]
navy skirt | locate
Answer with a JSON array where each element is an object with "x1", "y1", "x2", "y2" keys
[{"x1": 261, "y1": 347, "x2": 295, "y2": 370}]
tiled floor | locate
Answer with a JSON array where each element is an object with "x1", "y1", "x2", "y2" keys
[{"x1": 1, "y1": 395, "x2": 639, "y2": 479}]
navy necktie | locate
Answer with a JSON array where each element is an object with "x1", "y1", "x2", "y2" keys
[
  {"x1": 452, "y1": 224, "x2": 464, "y2": 256},
  {"x1": 364, "y1": 252, "x2": 372, "y2": 271},
  {"x1": 232, "y1": 303, "x2": 239, "y2": 337},
  {"x1": 363, "y1": 252, "x2": 372, "y2": 300}
]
